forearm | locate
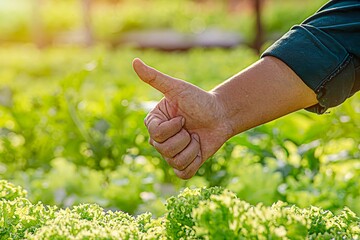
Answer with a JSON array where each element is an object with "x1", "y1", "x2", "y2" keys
[{"x1": 211, "y1": 56, "x2": 318, "y2": 137}]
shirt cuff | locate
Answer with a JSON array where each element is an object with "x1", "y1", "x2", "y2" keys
[{"x1": 261, "y1": 25, "x2": 356, "y2": 114}]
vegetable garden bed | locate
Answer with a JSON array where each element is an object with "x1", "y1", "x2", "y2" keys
[{"x1": 1, "y1": 180, "x2": 359, "y2": 239}]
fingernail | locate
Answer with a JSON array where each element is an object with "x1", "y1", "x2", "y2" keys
[
  {"x1": 193, "y1": 134, "x2": 200, "y2": 142},
  {"x1": 181, "y1": 117, "x2": 185, "y2": 127}
]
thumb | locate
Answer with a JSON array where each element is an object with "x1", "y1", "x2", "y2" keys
[{"x1": 133, "y1": 58, "x2": 183, "y2": 96}]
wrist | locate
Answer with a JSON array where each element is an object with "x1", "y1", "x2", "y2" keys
[{"x1": 210, "y1": 90, "x2": 238, "y2": 140}]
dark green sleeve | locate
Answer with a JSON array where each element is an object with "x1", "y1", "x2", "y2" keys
[{"x1": 261, "y1": 0, "x2": 360, "y2": 114}]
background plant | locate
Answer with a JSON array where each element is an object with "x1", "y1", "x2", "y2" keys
[
  {"x1": 0, "y1": 0, "x2": 359, "y2": 229},
  {"x1": 1, "y1": 180, "x2": 359, "y2": 239}
]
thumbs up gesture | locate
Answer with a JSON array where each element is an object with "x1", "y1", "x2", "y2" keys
[
  {"x1": 133, "y1": 56, "x2": 319, "y2": 179},
  {"x1": 133, "y1": 58, "x2": 233, "y2": 179}
]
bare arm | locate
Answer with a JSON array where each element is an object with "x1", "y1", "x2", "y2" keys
[
  {"x1": 133, "y1": 56, "x2": 317, "y2": 179},
  {"x1": 212, "y1": 56, "x2": 318, "y2": 137}
]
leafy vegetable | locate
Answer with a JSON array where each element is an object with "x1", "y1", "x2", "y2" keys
[{"x1": 1, "y1": 181, "x2": 358, "y2": 239}]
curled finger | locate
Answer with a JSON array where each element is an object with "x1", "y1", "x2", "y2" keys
[
  {"x1": 146, "y1": 115, "x2": 184, "y2": 143},
  {"x1": 173, "y1": 154, "x2": 203, "y2": 180},
  {"x1": 165, "y1": 134, "x2": 201, "y2": 171},
  {"x1": 150, "y1": 128, "x2": 191, "y2": 158}
]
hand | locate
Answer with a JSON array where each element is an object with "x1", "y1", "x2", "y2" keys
[{"x1": 133, "y1": 58, "x2": 233, "y2": 179}]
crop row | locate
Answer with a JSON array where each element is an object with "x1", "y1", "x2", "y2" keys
[{"x1": 1, "y1": 180, "x2": 359, "y2": 239}]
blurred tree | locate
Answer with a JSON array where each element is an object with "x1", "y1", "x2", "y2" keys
[
  {"x1": 252, "y1": 0, "x2": 263, "y2": 54},
  {"x1": 228, "y1": 0, "x2": 264, "y2": 54}
]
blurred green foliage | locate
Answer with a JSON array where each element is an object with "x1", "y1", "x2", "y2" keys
[
  {"x1": 0, "y1": 44, "x2": 359, "y2": 217},
  {"x1": 0, "y1": 0, "x2": 359, "y2": 225},
  {"x1": 0, "y1": 45, "x2": 259, "y2": 214},
  {"x1": 1, "y1": 180, "x2": 359, "y2": 239},
  {"x1": 0, "y1": 0, "x2": 328, "y2": 44}
]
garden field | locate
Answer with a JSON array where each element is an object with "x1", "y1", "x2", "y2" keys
[
  {"x1": 1, "y1": 44, "x2": 359, "y2": 239},
  {"x1": 1, "y1": 0, "x2": 360, "y2": 239}
]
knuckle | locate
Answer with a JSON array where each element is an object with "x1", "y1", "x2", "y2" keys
[{"x1": 147, "y1": 71, "x2": 157, "y2": 85}]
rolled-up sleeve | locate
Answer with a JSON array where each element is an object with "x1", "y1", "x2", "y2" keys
[{"x1": 261, "y1": 0, "x2": 360, "y2": 114}]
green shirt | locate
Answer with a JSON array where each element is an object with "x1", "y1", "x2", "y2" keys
[{"x1": 262, "y1": 0, "x2": 360, "y2": 114}]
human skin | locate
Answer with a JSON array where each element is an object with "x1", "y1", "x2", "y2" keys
[{"x1": 133, "y1": 56, "x2": 318, "y2": 179}]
